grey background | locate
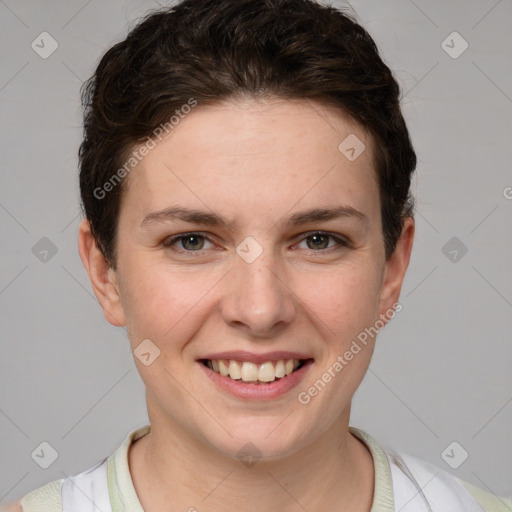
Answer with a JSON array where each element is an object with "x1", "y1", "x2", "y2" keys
[{"x1": 1, "y1": 0, "x2": 511, "y2": 504}]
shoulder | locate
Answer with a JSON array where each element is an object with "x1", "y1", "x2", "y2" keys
[
  {"x1": 350, "y1": 427, "x2": 511, "y2": 512},
  {"x1": 12, "y1": 426, "x2": 149, "y2": 512},
  {"x1": 389, "y1": 451, "x2": 512, "y2": 512},
  {"x1": 17, "y1": 478, "x2": 63, "y2": 512}
]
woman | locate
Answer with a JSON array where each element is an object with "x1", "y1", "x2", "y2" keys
[{"x1": 13, "y1": 0, "x2": 511, "y2": 510}]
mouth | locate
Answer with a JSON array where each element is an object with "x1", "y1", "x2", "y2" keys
[{"x1": 199, "y1": 357, "x2": 313, "y2": 385}]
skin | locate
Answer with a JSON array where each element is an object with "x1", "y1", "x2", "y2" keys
[{"x1": 78, "y1": 97, "x2": 414, "y2": 512}]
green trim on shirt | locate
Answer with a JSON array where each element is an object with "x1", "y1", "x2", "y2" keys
[
  {"x1": 456, "y1": 478, "x2": 512, "y2": 511},
  {"x1": 108, "y1": 425, "x2": 149, "y2": 511},
  {"x1": 19, "y1": 478, "x2": 62, "y2": 512},
  {"x1": 349, "y1": 427, "x2": 395, "y2": 511}
]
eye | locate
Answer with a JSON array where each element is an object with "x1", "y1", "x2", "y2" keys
[
  {"x1": 296, "y1": 232, "x2": 350, "y2": 252},
  {"x1": 162, "y1": 231, "x2": 350, "y2": 255},
  {"x1": 163, "y1": 232, "x2": 215, "y2": 252}
]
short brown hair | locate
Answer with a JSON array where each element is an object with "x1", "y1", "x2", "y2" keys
[{"x1": 79, "y1": 0, "x2": 416, "y2": 269}]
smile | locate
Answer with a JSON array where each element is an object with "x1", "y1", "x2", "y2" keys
[
  {"x1": 201, "y1": 358, "x2": 306, "y2": 385},
  {"x1": 198, "y1": 356, "x2": 314, "y2": 400}
]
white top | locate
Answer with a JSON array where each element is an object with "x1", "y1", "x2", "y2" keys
[{"x1": 19, "y1": 424, "x2": 512, "y2": 511}]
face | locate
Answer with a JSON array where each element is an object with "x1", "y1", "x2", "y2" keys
[{"x1": 81, "y1": 97, "x2": 413, "y2": 461}]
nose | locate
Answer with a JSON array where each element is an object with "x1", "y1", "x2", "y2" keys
[{"x1": 220, "y1": 244, "x2": 296, "y2": 338}]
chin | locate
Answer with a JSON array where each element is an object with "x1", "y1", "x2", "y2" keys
[{"x1": 204, "y1": 416, "x2": 309, "y2": 463}]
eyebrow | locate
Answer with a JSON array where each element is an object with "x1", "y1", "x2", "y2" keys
[{"x1": 140, "y1": 205, "x2": 369, "y2": 229}]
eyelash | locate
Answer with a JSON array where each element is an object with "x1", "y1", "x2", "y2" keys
[{"x1": 162, "y1": 231, "x2": 350, "y2": 255}]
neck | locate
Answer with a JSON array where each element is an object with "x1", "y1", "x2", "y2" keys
[{"x1": 129, "y1": 407, "x2": 374, "y2": 512}]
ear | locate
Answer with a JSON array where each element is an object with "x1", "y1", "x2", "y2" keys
[
  {"x1": 78, "y1": 218, "x2": 126, "y2": 327},
  {"x1": 377, "y1": 216, "x2": 415, "y2": 319}
]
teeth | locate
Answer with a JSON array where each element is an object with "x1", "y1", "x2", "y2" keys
[
  {"x1": 228, "y1": 360, "x2": 242, "y2": 380},
  {"x1": 240, "y1": 362, "x2": 258, "y2": 382},
  {"x1": 219, "y1": 360, "x2": 229, "y2": 377},
  {"x1": 206, "y1": 358, "x2": 303, "y2": 383},
  {"x1": 275, "y1": 360, "x2": 285, "y2": 378},
  {"x1": 258, "y1": 361, "x2": 276, "y2": 382}
]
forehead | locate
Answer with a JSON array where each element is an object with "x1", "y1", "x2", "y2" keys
[{"x1": 121, "y1": 97, "x2": 380, "y2": 228}]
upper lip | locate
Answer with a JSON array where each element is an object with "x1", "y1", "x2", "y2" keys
[{"x1": 198, "y1": 350, "x2": 313, "y2": 364}]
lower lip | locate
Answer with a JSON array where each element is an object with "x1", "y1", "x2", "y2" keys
[{"x1": 197, "y1": 360, "x2": 314, "y2": 400}]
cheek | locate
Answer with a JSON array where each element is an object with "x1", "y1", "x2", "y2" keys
[
  {"x1": 297, "y1": 261, "x2": 382, "y2": 343},
  {"x1": 118, "y1": 258, "x2": 222, "y2": 344}
]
